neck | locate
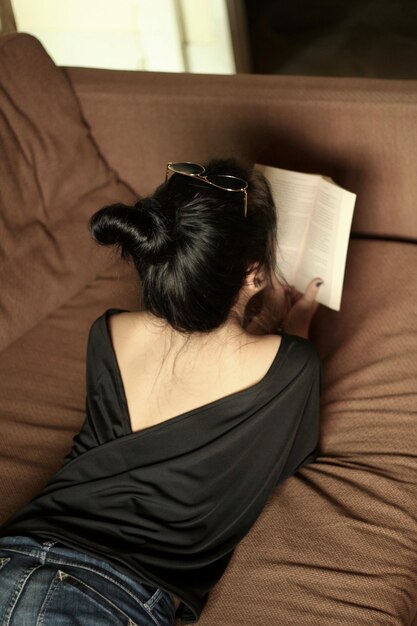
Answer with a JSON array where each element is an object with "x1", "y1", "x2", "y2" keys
[{"x1": 141, "y1": 307, "x2": 251, "y2": 352}]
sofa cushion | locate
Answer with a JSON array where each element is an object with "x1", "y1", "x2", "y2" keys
[
  {"x1": 0, "y1": 33, "x2": 137, "y2": 352},
  {"x1": 0, "y1": 238, "x2": 416, "y2": 625}
]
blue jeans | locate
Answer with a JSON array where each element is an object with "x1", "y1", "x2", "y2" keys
[{"x1": 0, "y1": 534, "x2": 175, "y2": 625}]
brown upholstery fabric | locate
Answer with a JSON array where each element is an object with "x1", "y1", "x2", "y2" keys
[
  {"x1": 65, "y1": 65, "x2": 417, "y2": 242},
  {"x1": 0, "y1": 33, "x2": 137, "y2": 352},
  {"x1": 1, "y1": 32, "x2": 417, "y2": 626}
]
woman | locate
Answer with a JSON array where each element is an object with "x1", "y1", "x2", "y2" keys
[{"x1": 0, "y1": 158, "x2": 323, "y2": 625}]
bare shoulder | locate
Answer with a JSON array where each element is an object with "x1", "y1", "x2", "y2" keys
[
  {"x1": 249, "y1": 332, "x2": 283, "y2": 360},
  {"x1": 106, "y1": 310, "x2": 150, "y2": 351},
  {"x1": 108, "y1": 309, "x2": 283, "y2": 365},
  {"x1": 107, "y1": 310, "x2": 145, "y2": 331},
  {"x1": 108, "y1": 312, "x2": 284, "y2": 416}
]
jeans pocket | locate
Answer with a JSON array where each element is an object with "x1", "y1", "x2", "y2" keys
[{"x1": 38, "y1": 569, "x2": 140, "y2": 626}]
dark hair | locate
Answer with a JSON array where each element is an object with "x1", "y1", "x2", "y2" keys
[{"x1": 89, "y1": 157, "x2": 282, "y2": 336}]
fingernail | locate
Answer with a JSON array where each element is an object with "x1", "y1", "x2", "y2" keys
[{"x1": 316, "y1": 280, "x2": 324, "y2": 287}]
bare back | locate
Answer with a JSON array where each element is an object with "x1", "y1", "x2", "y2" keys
[{"x1": 107, "y1": 310, "x2": 282, "y2": 435}]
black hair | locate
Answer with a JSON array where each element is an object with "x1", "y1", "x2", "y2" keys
[{"x1": 89, "y1": 157, "x2": 283, "y2": 336}]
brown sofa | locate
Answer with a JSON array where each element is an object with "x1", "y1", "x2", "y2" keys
[{"x1": 1, "y1": 32, "x2": 417, "y2": 625}]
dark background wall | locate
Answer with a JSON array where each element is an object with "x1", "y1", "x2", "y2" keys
[{"x1": 245, "y1": 0, "x2": 417, "y2": 79}]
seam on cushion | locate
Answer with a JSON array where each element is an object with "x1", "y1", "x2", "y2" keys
[{"x1": 350, "y1": 233, "x2": 417, "y2": 245}]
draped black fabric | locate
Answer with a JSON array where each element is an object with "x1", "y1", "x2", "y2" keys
[{"x1": 0, "y1": 308, "x2": 322, "y2": 623}]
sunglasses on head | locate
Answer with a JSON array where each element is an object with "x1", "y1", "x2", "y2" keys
[{"x1": 165, "y1": 162, "x2": 248, "y2": 218}]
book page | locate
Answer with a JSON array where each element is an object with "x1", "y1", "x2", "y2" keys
[
  {"x1": 255, "y1": 165, "x2": 320, "y2": 284},
  {"x1": 294, "y1": 177, "x2": 356, "y2": 310}
]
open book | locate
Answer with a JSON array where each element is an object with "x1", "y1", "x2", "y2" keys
[{"x1": 255, "y1": 164, "x2": 356, "y2": 311}]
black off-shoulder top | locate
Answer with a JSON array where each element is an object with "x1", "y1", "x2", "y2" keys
[{"x1": 0, "y1": 308, "x2": 322, "y2": 623}]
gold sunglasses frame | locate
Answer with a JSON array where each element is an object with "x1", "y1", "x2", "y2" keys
[{"x1": 165, "y1": 161, "x2": 248, "y2": 218}]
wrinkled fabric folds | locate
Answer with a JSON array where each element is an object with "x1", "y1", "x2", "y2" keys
[{"x1": 0, "y1": 308, "x2": 322, "y2": 623}]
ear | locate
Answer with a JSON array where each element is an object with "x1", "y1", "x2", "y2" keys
[{"x1": 245, "y1": 262, "x2": 266, "y2": 289}]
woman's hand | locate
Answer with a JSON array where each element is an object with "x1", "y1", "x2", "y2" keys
[
  {"x1": 244, "y1": 273, "x2": 323, "y2": 339},
  {"x1": 280, "y1": 278, "x2": 323, "y2": 339}
]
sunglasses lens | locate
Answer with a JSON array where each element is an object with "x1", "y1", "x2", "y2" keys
[
  {"x1": 169, "y1": 162, "x2": 205, "y2": 175},
  {"x1": 207, "y1": 175, "x2": 247, "y2": 191}
]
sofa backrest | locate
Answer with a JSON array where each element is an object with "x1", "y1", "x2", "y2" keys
[{"x1": 64, "y1": 66, "x2": 417, "y2": 242}]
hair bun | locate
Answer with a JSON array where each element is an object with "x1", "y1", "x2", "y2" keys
[{"x1": 89, "y1": 197, "x2": 173, "y2": 264}]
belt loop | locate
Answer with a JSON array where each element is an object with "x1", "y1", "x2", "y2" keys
[{"x1": 40, "y1": 539, "x2": 58, "y2": 564}]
